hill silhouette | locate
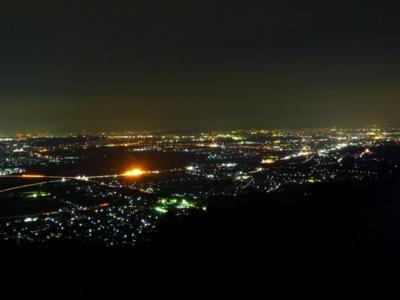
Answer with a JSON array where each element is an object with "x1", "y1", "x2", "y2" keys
[{"x1": 2, "y1": 174, "x2": 400, "y2": 299}]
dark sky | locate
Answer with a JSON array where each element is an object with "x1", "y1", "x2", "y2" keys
[{"x1": 1, "y1": 0, "x2": 399, "y2": 133}]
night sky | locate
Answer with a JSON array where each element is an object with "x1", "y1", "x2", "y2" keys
[{"x1": 1, "y1": 0, "x2": 399, "y2": 133}]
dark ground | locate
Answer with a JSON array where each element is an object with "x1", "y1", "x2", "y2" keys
[{"x1": 2, "y1": 173, "x2": 400, "y2": 299}]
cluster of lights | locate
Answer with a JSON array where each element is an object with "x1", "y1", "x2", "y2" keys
[
  {"x1": 0, "y1": 127, "x2": 398, "y2": 246},
  {"x1": 153, "y1": 198, "x2": 206, "y2": 214}
]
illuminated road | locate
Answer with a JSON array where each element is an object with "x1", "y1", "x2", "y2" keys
[
  {"x1": 0, "y1": 179, "x2": 67, "y2": 193},
  {"x1": 0, "y1": 167, "x2": 186, "y2": 194},
  {"x1": 0, "y1": 175, "x2": 114, "y2": 193},
  {"x1": 0, "y1": 170, "x2": 151, "y2": 193},
  {"x1": 0, "y1": 175, "x2": 75, "y2": 180}
]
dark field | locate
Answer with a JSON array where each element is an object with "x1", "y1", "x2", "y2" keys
[{"x1": 28, "y1": 149, "x2": 203, "y2": 176}]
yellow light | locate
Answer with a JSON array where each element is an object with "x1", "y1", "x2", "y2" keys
[
  {"x1": 373, "y1": 135, "x2": 384, "y2": 140},
  {"x1": 123, "y1": 168, "x2": 144, "y2": 177},
  {"x1": 261, "y1": 158, "x2": 275, "y2": 164}
]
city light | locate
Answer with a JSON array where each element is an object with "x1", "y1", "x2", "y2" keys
[{"x1": 0, "y1": 127, "x2": 398, "y2": 247}]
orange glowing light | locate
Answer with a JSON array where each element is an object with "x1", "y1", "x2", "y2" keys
[
  {"x1": 123, "y1": 168, "x2": 144, "y2": 177},
  {"x1": 22, "y1": 174, "x2": 45, "y2": 178},
  {"x1": 41, "y1": 211, "x2": 58, "y2": 216}
]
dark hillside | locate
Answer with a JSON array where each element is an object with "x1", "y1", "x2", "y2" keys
[{"x1": 2, "y1": 175, "x2": 400, "y2": 299}]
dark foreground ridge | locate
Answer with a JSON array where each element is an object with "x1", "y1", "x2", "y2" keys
[{"x1": 2, "y1": 174, "x2": 400, "y2": 299}]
